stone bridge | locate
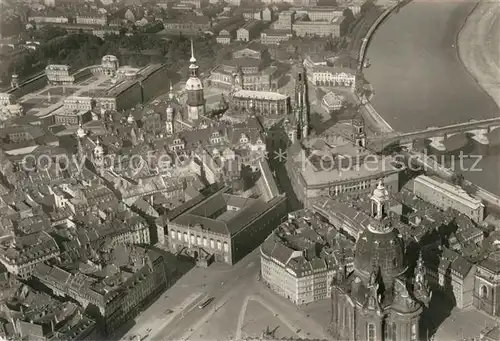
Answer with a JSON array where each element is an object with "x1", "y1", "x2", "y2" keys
[{"x1": 370, "y1": 117, "x2": 500, "y2": 151}]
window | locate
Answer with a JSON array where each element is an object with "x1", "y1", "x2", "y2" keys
[
  {"x1": 223, "y1": 242, "x2": 228, "y2": 252},
  {"x1": 385, "y1": 322, "x2": 396, "y2": 341},
  {"x1": 203, "y1": 237, "x2": 207, "y2": 247},
  {"x1": 217, "y1": 240, "x2": 222, "y2": 250},
  {"x1": 411, "y1": 323, "x2": 417, "y2": 341},
  {"x1": 170, "y1": 230, "x2": 176, "y2": 239},
  {"x1": 481, "y1": 285, "x2": 488, "y2": 299},
  {"x1": 367, "y1": 323, "x2": 375, "y2": 341},
  {"x1": 210, "y1": 239, "x2": 215, "y2": 248}
]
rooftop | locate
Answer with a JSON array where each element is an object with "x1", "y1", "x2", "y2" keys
[
  {"x1": 414, "y1": 175, "x2": 484, "y2": 209},
  {"x1": 233, "y1": 90, "x2": 288, "y2": 101}
]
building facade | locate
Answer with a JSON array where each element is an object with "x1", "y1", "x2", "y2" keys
[
  {"x1": 306, "y1": 65, "x2": 356, "y2": 89},
  {"x1": 230, "y1": 90, "x2": 290, "y2": 116},
  {"x1": 413, "y1": 175, "x2": 485, "y2": 223},
  {"x1": 285, "y1": 119, "x2": 401, "y2": 205},
  {"x1": 75, "y1": 15, "x2": 108, "y2": 26},
  {"x1": 260, "y1": 30, "x2": 293, "y2": 45},
  {"x1": 163, "y1": 15, "x2": 211, "y2": 35},
  {"x1": 261, "y1": 210, "x2": 354, "y2": 304},
  {"x1": 237, "y1": 20, "x2": 262, "y2": 42},
  {"x1": 45, "y1": 64, "x2": 75, "y2": 85},
  {"x1": 168, "y1": 187, "x2": 287, "y2": 265},
  {"x1": 0, "y1": 231, "x2": 60, "y2": 279},
  {"x1": 33, "y1": 246, "x2": 167, "y2": 335},
  {"x1": 292, "y1": 19, "x2": 342, "y2": 38},
  {"x1": 275, "y1": 11, "x2": 295, "y2": 30},
  {"x1": 473, "y1": 233, "x2": 500, "y2": 317}
]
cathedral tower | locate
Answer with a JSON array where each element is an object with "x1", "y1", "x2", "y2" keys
[
  {"x1": 166, "y1": 104, "x2": 174, "y2": 136},
  {"x1": 185, "y1": 40, "x2": 205, "y2": 121},
  {"x1": 294, "y1": 69, "x2": 309, "y2": 140}
]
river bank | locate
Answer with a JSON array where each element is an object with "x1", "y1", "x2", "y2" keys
[
  {"x1": 364, "y1": 1, "x2": 498, "y2": 133},
  {"x1": 455, "y1": 0, "x2": 500, "y2": 195},
  {"x1": 457, "y1": 0, "x2": 500, "y2": 110}
]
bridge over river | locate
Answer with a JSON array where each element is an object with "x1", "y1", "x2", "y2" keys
[{"x1": 370, "y1": 117, "x2": 500, "y2": 151}]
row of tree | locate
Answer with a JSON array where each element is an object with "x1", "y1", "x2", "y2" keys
[{"x1": 2, "y1": 28, "x2": 217, "y2": 85}]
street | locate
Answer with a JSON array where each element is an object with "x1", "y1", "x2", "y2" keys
[{"x1": 120, "y1": 248, "x2": 331, "y2": 341}]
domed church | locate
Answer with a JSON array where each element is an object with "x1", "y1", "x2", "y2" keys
[{"x1": 330, "y1": 181, "x2": 431, "y2": 341}]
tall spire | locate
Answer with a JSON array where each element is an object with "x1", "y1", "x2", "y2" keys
[
  {"x1": 169, "y1": 81, "x2": 175, "y2": 100},
  {"x1": 190, "y1": 39, "x2": 196, "y2": 64}
]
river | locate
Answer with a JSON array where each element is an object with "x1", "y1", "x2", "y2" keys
[{"x1": 364, "y1": 0, "x2": 500, "y2": 195}]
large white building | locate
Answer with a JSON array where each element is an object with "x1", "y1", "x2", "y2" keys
[
  {"x1": 230, "y1": 90, "x2": 290, "y2": 116},
  {"x1": 413, "y1": 175, "x2": 485, "y2": 223},
  {"x1": 45, "y1": 64, "x2": 75, "y2": 85},
  {"x1": 260, "y1": 210, "x2": 354, "y2": 304},
  {"x1": 306, "y1": 65, "x2": 356, "y2": 89}
]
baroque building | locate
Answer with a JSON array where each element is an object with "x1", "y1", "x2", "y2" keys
[{"x1": 330, "y1": 182, "x2": 431, "y2": 341}]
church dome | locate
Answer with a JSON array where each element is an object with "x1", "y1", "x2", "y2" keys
[
  {"x1": 354, "y1": 219, "x2": 406, "y2": 285},
  {"x1": 185, "y1": 77, "x2": 203, "y2": 91}
]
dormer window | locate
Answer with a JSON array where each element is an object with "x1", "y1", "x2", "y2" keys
[{"x1": 173, "y1": 139, "x2": 181, "y2": 144}]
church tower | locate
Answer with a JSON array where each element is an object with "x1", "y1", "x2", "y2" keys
[
  {"x1": 352, "y1": 115, "x2": 366, "y2": 148},
  {"x1": 185, "y1": 40, "x2": 205, "y2": 121},
  {"x1": 166, "y1": 104, "x2": 174, "y2": 136},
  {"x1": 76, "y1": 123, "x2": 86, "y2": 160},
  {"x1": 93, "y1": 138, "x2": 104, "y2": 172},
  {"x1": 294, "y1": 69, "x2": 309, "y2": 140}
]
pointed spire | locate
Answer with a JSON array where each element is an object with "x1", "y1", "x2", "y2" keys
[
  {"x1": 169, "y1": 81, "x2": 175, "y2": 100},
  {"x1": 190, "y1": 39, "x2": 196, "y2": 64}
]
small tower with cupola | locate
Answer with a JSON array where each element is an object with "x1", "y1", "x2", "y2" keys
[
  {"x1": 93, "y1": 138, "x2": 104, "y2": 171},
  {"x1": 76, "y1": 123, "x2": 86, "y2": 159},
  {"x1": 352, "y1": 115, "x2": 366, "y2": 148},
  {"x1": 371, "y1": 180, "x2": 389, "y2": 219}
]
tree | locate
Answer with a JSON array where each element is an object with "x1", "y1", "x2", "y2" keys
[{"x1": 361, "y1": 0, "x2": 376, "y2": 14}]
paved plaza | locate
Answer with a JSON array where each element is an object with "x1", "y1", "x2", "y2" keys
[
  {"x1": 239, "y1": 299, "x2": 296, "y2": 339},
  {"x1": 118, "y1": 248, "x2": 331, "y2": 341}
]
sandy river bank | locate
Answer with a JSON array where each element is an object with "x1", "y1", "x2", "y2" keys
[{"x1": 457, "y1": 0, "x2": 500, "y2": 110}]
